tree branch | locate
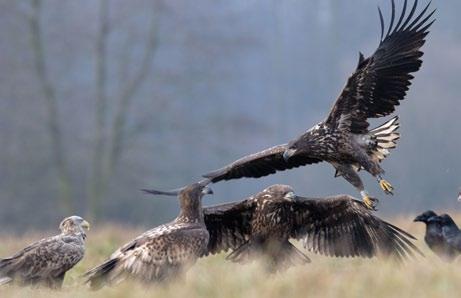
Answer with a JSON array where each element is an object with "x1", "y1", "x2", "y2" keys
[
  {"x1": 108, "y1": 10, "x2": 158, "y2": 171},
  {"x1": 28, "y1": 0, "x2": 73, "y2": 212},
  {"x1": 89, "y1": 0, "x2": 110, "y2": 219}
]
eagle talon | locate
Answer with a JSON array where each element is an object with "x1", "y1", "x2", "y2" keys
[
  {"x1": 363, "y1": 196, "x2": 379, "y2": 211},
  {"x1": 379, "y1": 179, "x2": 394, "y2": 195}
]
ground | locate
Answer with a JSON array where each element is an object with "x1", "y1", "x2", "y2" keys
[{"x1": 1, "y1": 215, "x2": 460, "y2": 298}]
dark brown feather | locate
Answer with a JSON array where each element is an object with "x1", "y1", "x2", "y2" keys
[
  {"x1": 326, "y1": 0, "x2": 435, "y2": 133},
  {"x1": 290, "y1": 195, "x2": 423, "y2": 261},
  {"x1": 203, "y1": 144, "x2": 321, "y2": 183}
]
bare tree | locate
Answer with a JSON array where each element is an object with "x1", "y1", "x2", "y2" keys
[
  {"x1": 27, "y1": 0, "x2": 158, "y2": 219},
  {"x1": 88, "y1": 0, "x2": 158, "y2": 219},
  {"x1": 28, "y1": 0, "x2": 73, "y2": 213}
]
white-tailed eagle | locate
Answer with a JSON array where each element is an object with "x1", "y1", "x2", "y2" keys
[
  {"x1": 203, "y1": 0, "x2": 435, "y2": 210},
  {"x1": 83, "y1": 182, "x2": 212, "y2": 289},
  {"x1": 204, "y1": 184, "x2": 422, "y2": 271},
  {"x1": 0, "y1": 216, "x2": 90, "y2": 288}
]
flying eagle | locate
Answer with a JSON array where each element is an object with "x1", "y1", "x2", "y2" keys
[
  {"x1": 83, "y1": 182, "x2": 213, "y2": 289},
  {"x1": 415, "y1": 212, "x2": 461, "y2": 261},
  {"x1": 203, "y1": 0, "x2": 435, "y2": 210},
  {"x1": 204, "y1": 184, "x2": 422, "y2": 270},
  {"x1": 0, "y1": 216, "x2": 90, "y2": 289}
]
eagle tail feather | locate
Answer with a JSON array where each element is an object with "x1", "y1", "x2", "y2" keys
[
  {"x1": 273, "y1": 242, "x2": 311, "y2": 269},
  {"x1": 226, "y1": 241, "x2": 311, "y2": 271},
  {"x1": 83, "y1": 258, "x2": 119, "y2": 290},
  {"x1": 369, "y1": 116, "x2": 400, "y2": 162},
  {"x1": 0, "y1": 277, "x2": 12, "y2": 285}
]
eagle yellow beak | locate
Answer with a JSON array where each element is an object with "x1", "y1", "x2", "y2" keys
[{"x1": 81, "y1": 220, "x2": 91, "y2": 231}]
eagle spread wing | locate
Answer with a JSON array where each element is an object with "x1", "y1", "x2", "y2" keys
[
  {"x1": 84, "y1": 223, "x2": 208, "y2": 289},
  {"x1": 203, "y1": 144, "x2": 321, "y2": 183},
  {"x1": 326, "y1": 0, "x2": 435, "y2": 133},
  {"x1": 203, "y1": 199, "x2": 257, "y2": 255},
  {"x1": 0, "y1": 235, "x2": 84, "y2": 286},
  {"x1": 290, "y1": 195, "x2": 422, "y2": 261}
]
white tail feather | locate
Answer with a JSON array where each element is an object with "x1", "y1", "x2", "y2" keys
[{"x1": 369, "y1": 116, "x2": 400, "y2": 162}]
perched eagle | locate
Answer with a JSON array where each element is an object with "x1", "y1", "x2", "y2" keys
[
  {"x1": 203, "y1": 0, "x2": 435, "y2": 210},
  {"x1": 0, "y1": 216, "x2": 90, "y2": 289},
  {"x1": 415, "y1": 212, "x2": 461, "y2": 261},
  {"x1": 204, "y1": 184, "x2": 422, "y2": 271},
  {"x1": 83, "y1": 182, "x2": 213, "y2": 289}
]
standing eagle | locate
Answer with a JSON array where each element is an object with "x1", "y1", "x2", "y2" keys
[
  {"x1": 83, "y1": 182, "x2": 212, "y2": 289},
  {"x1": 203, "y1": 0, "x2": 435, "y2": 210},
  {"x1": 0, "y1": 216, "x2": 90, "y2": 289},
  {"x1": 204, "y1": 184, "x2": 422, "y2": 270}
]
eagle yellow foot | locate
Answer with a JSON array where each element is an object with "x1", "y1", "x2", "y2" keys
[
  {"x1": 363, "y1": 196, "x2": 379, "y2": 211},
  {"x1": 379, "y1": 179, "x2": 394, "y2": 195}
]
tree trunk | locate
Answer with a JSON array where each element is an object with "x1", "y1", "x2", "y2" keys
[{"x1": 29, "y1": 0, "x2": 73, "y2": 213}]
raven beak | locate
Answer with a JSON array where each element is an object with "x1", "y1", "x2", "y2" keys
[
  {"x1": 283, "y1": 149, "x2": 297, "y2": 162},
  {"x1": 81, "y1": 220, "x2": 91, "y2": 231},
  {"x1": 202, "y1": 186, "x2": 213, "y2": 195},
  {"x1": 413, "y1": 216, "x2": 422, "y2": 222}
]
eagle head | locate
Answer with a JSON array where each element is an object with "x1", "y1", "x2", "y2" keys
[
  {"x1": 59, "y1": 215, "x2": 90, "y2": 235},
  {"x1": 262, "y1": 184, "x2": 296, "y2": 201},
  {"x1": 283, "y1": 138, "x2": 302, "y2": 161}
]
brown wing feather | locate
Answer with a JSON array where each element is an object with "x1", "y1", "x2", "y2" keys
[
  {"x1": 326, "y1": 0, "x2": 435, "y2": 133},
  {"x1": 0, "y1": 235, "x2": 84, "y2": 284},
  {"x1": 203, "y1": 144, "x2": 321, "y2": 183},
  {"x1": 290, "y1": 195, "x2": 422, "y2": 261},
  {"x1": 203, "y1": 199, "x2": 257, "y2": 255},
  {"x1": 84, "y1": 224, "x2": 208, "y2": 289}
]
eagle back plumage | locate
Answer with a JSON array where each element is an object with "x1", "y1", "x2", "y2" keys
[
  {"x1": 84, "y1": 183, "x2": 211, "y2": 289},
  {"x1": 0, "y1": 227, "x2": 86, "y2": 288},
  {"x1": 203, "y1": 185, "x2": 422, "y2": 268}
]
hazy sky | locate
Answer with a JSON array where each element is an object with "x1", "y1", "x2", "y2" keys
[{"x1": 0, "y1": 0, "x2": 460, "y2": 231}]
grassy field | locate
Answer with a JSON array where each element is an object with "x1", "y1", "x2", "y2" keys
[{"x1": 1, "y1": 215, "x2": 461, "y2": 298}]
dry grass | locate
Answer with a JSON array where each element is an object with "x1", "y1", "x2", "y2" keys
[{"x1": 1, "y1": 215, "x2": 461, "y2": 298}]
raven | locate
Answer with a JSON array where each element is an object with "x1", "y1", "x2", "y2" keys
[{"x1": 414, "y1": 211, "x2": 457, "y2": 261}]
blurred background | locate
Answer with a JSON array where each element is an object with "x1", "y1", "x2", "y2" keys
[{"x1": 0, "y1": 0, "x2": 460, "y2": 231}]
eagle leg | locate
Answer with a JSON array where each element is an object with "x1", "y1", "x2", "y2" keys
[
  {"x1": 363, "y1": 195, "x2": 379, "y2": 211},
  {"x1": 378, "y1": 178, "x2": 394, "y2": 195},
  {"x1": 331, "y1": 163, "x2": 379, "y2": 211}
]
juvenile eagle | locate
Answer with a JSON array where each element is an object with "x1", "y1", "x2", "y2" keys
[
  {"x1": 83, "y1": 182, "x2": 212, "y2": 289},
  {"x1": 414, "y1": 211, "x2": 457, "y2": 261},
  {"x1": 204, "y1": 184, "x2": 422, "y2": 270},
  {"x1": 0, "y1": 216, "x2": 90, "y2": 289},
  {"x1": 203, "y1": 0, "x2": 435, "y2": 210}
]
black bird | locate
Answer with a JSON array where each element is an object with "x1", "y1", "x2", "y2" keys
[
  {"x1": 414, "y1": 211, "x2": 457, "y2": 261},
  {"x1": 203, "y1": 184, "x2": 422, "y2": 271},
  {"x1": 203, "y1": 0, "x2": 435, "y2": 210},
  {"x1": 83, "y1": 182, "x2": 212, "y2": 289},
  {"x1": 432, "y1": 214, "x2": 461, "y2": 260}
]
